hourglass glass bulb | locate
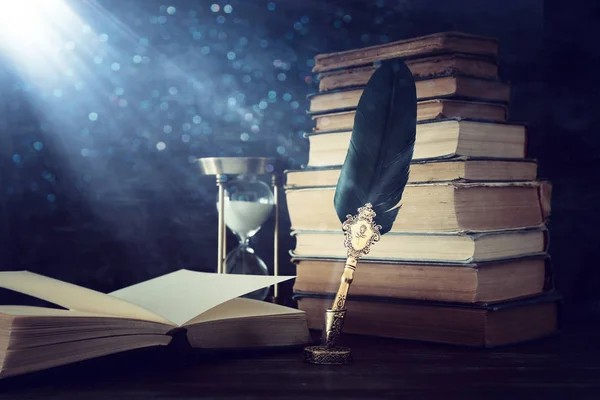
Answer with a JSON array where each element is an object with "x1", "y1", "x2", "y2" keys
[
  {"x1": 217, "y1": 174, "x2": 275, "y2": 300},
  {"x1": 223, "y1": 198, "x2": 273, "y2": 242}
]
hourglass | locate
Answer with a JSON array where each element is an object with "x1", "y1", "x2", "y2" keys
[{"x1": 197, "y1": 157, "x2": 280, "y2": 301}]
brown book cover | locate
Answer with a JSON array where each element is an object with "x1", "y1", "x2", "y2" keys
[
  {"x1": 290, "y1": 228, "x2": 549, "y2": 263},
  {"x1": 286, "y1": 181, "x2": 550, "y2": 234},
  {"x1": 292, "y1": 255, "x2": 553, "y2": 304},
  {"x1": 317, "y1": 53, "x2": 498, "y2": 92},
  {"x1": 294, "y1": 292, "x2": 561, "y2": 347},
  {"x1": 311, "y1": 99, "x2": 508, "y2": 128},
  {"x1": 304, "y1": 119, "x2": 528, "y2": 167},
  {"x1": 284, "y1": 158, "x2": 539, "y2": 189},
  {"x1": 313, "y1": 32, "x2": 498, "y2": 73},
  {"x1": 308, "y1": 76, "x2": 511, "y2": 113}
]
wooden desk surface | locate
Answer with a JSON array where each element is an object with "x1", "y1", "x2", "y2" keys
[{"x1": 1, "y1": 324, "x2": 599, "y2": 399}]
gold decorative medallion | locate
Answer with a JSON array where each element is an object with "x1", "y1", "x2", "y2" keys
[{"x1": 342, "y1": 203, "x2": 382, "y2": 260}]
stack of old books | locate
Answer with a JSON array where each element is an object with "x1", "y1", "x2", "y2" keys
[{"x1": 284, "y1": 32, "x2": 560, "y2": 347}]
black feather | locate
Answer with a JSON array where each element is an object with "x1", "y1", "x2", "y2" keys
[{"x1": 333, "y1": 59, "x2": 416, "y2": 235}]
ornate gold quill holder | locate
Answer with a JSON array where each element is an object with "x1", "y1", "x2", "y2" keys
[
  {"x1": 303, "y1": 58, "x2": 416, "y2": 364},
  {"x1": 303, "y1": 203, "x2": 381, "y2": 365}
]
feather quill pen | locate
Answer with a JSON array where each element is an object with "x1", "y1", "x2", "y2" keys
[
  {"x1": 321, "y1": 59, "x2": 416, "y2": 348},
  {"x1": 334, "y1": 59, "x2": 416, "y2": 234}
]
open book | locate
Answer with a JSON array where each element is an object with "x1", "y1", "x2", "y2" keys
[{"x1": 0, "y1": 270, "x2": 311, "y2": 378}]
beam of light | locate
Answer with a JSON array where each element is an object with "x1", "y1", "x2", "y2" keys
[
  {"x1": 0, "y1": 0, "x2": 86, "y2": 86},
  {"x1": 0, "y1": 0, "x2": 263, "y2": 141},
  {"x1": 0, "y1": 0, "x2": 305, "y2": 271},
  {"x1": 0, "y1": 0, "x2": 276, "y2": 193}
]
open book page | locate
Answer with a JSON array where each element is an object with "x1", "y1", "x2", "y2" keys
[
  {"x1": 109, "y1": 270, "x2": 296, "y2": 326},
  {"x1": 185, "y1": 298, "x2": 305, "y2": 325},
  {"x1": 0, "y1": 272, "x2": 172, "y2": 325}
]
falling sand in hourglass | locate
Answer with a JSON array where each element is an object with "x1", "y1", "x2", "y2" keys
[{"x1": 219, "y1": 174, "x2": 274, "y2": 300}]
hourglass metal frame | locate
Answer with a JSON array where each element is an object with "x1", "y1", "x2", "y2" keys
[{"x1": 196, "y1": 157, "x2": 280, "y2": 300}]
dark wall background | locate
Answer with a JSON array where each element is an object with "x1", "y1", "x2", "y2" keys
[
  {"x1": 538, "y1": 0, "x2": 600, "y2": 321},
  {"x1": 0, "y1": 0, "x2": 597, "y2": 323}
]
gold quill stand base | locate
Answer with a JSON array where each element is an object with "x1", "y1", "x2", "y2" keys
[
  {"x1": 303, "y1": 345, "x2": 352, "y2": 365},
  {"x1": 304, "y1": 308, "x2": 352, "y2": 364},
  {"x1": 304, "y1": 204, "x2": 382, "y2": 365}
]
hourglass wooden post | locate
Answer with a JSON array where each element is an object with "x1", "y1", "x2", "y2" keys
[
  {"x1": 272, "y1": 174, "x2": 280, "y2": 302},
  {"x1": 216, "y1": 174, "x2": 227, "y2": 275}
]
